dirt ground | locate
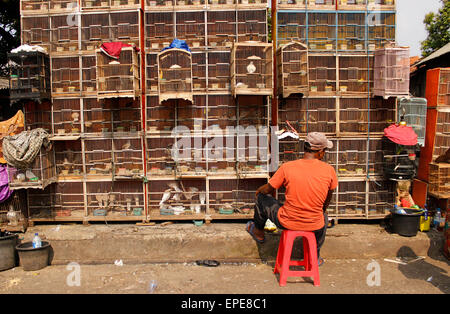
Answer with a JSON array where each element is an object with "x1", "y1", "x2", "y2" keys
[{"x1": 0, "y1": 257, "x2": 448, "y2": 296}]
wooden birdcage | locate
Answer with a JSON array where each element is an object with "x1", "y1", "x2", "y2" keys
[
  {"x1": 6, "y1": 145, "x2": 56, "y2": 190},
  {"x1": 231, "y1": 41, "x2": 273, "y2": 97},
  {"x1": 157, "y1": 48, "x2": 193, "y2": 104},
  {"x1": 428, "y1": 162, "x2": 450, "y2": 199},
  {"x1": 96, "y1": 46, "x2": 140, "y2": 99},
  {"x1": 373, "y1": 46, "x2": 410, "y2": 98},
  {"x1": 8, "y1": 51, "x2": 51, "y2": 102},
  {"x1": 277, "y1": 42, "x2": 309, "y2": 98}
]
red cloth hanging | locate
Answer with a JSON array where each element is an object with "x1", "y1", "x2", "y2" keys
[
  {"x1": 384, "y1": 124, "x2": 418, "y2": 146},
  {"x1": 100, "y1": 42, "x2": 139, "y2": 59}
]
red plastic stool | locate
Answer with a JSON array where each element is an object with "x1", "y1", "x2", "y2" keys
[{"x1": 273, "y1": 230, "x2": 320, "y2": 287}]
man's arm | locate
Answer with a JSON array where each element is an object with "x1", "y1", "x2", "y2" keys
[
  {"x1": 255, "y1": 183, "x2": 276, "y2": 198},
  {"x1": 323, "y1": 189, "x2": 334, "y2": 212}
]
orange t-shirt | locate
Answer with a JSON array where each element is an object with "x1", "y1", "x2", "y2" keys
[{"x1": 269, "y1": 159, "x2": 338, "y2": 231}]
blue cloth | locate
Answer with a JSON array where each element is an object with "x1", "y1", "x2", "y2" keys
[{"x1": 161, "y1": 39, "x2": 191, "y2": 53}]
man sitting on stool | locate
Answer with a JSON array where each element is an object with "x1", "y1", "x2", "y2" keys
[{"x1": 246, "y1": 132, "x2": 338, "y2": 266}]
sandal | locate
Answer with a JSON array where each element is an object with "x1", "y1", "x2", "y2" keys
[
  {"x1": 246, "y1": 221, "x2": 265, "y2": 244},
  {"x1": 195, "y1": 260, "x2": 220, "y2": 267}
]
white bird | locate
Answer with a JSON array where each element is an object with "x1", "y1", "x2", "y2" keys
[{"x1": 159, "y1": 189, "x2": 172, "y2": 205}]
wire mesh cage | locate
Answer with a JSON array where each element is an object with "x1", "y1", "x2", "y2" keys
[
  {"x1": 173, "y1": 136, "x2": 208, "y2": 178},
  {"x1": 7, "y1": 145, "x2": 56, "y2": 190},
  {"x1": 21, "y1": 16, "x2": 51, "y2": 52},
  {"x1": 381, "y1": 136, "x2": 418, "y2": 181},
  {"x1": 84, "y1": 138, "x2": 113, "y2": 178},
  {"x1": 368, "y1": 97, "x2": 396, "y2": 133},
  {"x1": 157, "y1": 48, "x2": 193, "y2": 104},
  {"x1": 147, "y1": 136, "x2": 176, "y2": 177},
  {"x1": 339, "y1": 98, "x2": 369, "y2": 134},
  {"x1": 374, "y1": 46, "x2": 410, "y2": 98},
  {"x1": 113, "y1": 138, "x2": 144, "y2": 178},
  {"x1": 146, "y1": 95, "x2": 176, "y2": 134},
  {"x1": 51, "y1": 56, "x2": 80, "y2": 95},
  {"x1": 145, "y1": 12, "x2": 174, "y2": 51},
  {"x1": 109, "y1": 0, "x2": 140, "y2": 9},
  {"x1": 21, "y1": 0, "x2": 50, "y2": 15},
  {"x1": 145, "y1": 0, "x2": 174, "y2": 10},
  {"x1": 175, "y1": 11, "x2": 206, "y2": 50},
  {"x1": 397, "y1": 97, "x2": 427, "y2": 146},
  {"x1": 209, "y1": 178, "x2": 265, "y2": 216},
  {"x1": 105, "y1": 98, "x2": 142, "y2": 134},
  {"x1": 278, "y1": 97, "x2": 336, "y2": 134},
  {"x1": 338, "y1": 0, "x2": 367, "y2": 10},
  {"x1": 8, "y1": 51, "x2": 51, "y2": 102},
  {"x1": 367, "y1": 12, "x2": 396, "y2": 50},
  {"x1": 148, "y1": 179, "x2": 206, "y2": 217},
  {"x1": 367, "y1": 179, "x2": 394, "y2": 216},
  {"x1": 86, "y1": 181, "x2": 144, "y2": 217},
  {"x1": 81, "y1": 55, "x2": 97, "y2": 94},
  {"x1": 207, "y1": 95, "x2": 237, "y2": 130},
  {"x1": 54, "y1": 140, "x2": 83, "y2": 179},
  {"x1": 50, "y1": 14, "x2": 79, "y2": 53},
  {"x1": 208, "y1": 51, "x2": 230, "y2": 92},
  {"x1": 192, "y1": 52, "x2": 207, "y2": 92},
  {"x1": 338, "y1": 55, "x2": 373, "y2": 94},
  {"x1": 81, "y1": 0, "x2": 110, "y2": 10},
  {"x1": 237, "y1": 10, "x2": 267, "y2": 42},
  {"x1": 277, "y1": 0, "x2": 307, "y2": 10},
  {"x1": 52, "y1": 98, "x2": 81, "y2": 135},
  {"x1": 23, "y1": 101, "x2": 52, "y2": 132},
  {"x1": 308, "y1": 12, "x2": 336, "y2": 51},
  {"x1": 231, "y1": 42, "x2": 273, "y2": 96},
  {"x1": 53, "y1": 182, "x2": 85, "y2": 218},
  {"x1": 27, "y1": 185, "x2": 56, "y2": 219},
  {"x1": 337, "y1": 13, "x2": 366, "y2": 51},
  {"x1": 277, "y1": 42, "x2": 309, "y2": 98},
  {"x1": 174, "y1": 0, "x2": 206, "y2": 11},
  {"x1": 83, "y1": 97, "x2": 112, "y2": 134},
  {"x1": 428, "y1": 162, "x2": 450, "y2": 198},
  {"x1": 110, "y1": 11, "x2": 140, "y2": 46},
  {"x1": 177, "y1": 95, "x2": 207, "y2": 131},
  {"x1": 337, "y1": 138, "x2": 367, "y2": 176},
  {"x1": 308, "y1": 54, "x2": 336, "y2": 94},
  {"x1": 307, "y1": 0, "x2": 336, "y2": 10},
  {"x1": 207, "y1": 11, "x2": 236, "y2": 49},
  {"x1": 367, "y1": 137, "x2": 384, "y2": 175},
  {"x1": 80, "y1": 13, "x2": 110, "y2": 52},
  {"x1": 236, "y1": 0, "x2": 267, "y2": 8},
  {"x1": 49, "y1": 0, "x2": 78, "y2": 13},
  {"x1": 336, "y1": 180, "x2": 366, "y2": 216},
  {"x1": 276, "y1": 12, "x2": 307, "y2": 47},
  {"x1": 96, "y1": 46, "x2": 140, "y2": 98}
]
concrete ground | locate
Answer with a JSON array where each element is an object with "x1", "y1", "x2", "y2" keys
[{"x1": 0, "y1": 221, "x2": 448, "y2": 297}]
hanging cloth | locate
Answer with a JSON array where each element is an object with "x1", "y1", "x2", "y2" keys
[
  {"x1": 384, "y1": 124, "x2": 418, "y2": 146},
  {"x1": 2, "y1": 128, "x2": 50, "y2": 170},
  {"x1": 0, "y1": 165, "x2": 13, "y2": 203},
  {"x1": 0, "y1": 110, "x2": 25, "y2": 164},
  {"x1": 100, "y1": 42, "x2": 140, "y2": 60},
  {"x1": 161, "y1": 39, "x2": 191, "y2": 53}
]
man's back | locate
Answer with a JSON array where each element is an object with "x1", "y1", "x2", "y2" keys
[{"x1": 269, "y1": 159, "x2": 337, "y2": 231}]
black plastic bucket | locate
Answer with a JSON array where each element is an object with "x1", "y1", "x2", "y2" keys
[
  {"x1": 0, "y1": 234, "x2": 18, "y2": 271},
  {"x1": 16, "y1": 241, "x2": 51, "y2": 271},
  {"x1": 391, "y1": 208, "x2": 423, "y2": 237}
]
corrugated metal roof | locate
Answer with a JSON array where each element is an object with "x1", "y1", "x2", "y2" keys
[{"x1": 414, "y1": 42, "x2": 450, "y2": 67}]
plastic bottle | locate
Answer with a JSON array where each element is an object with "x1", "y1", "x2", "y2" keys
[
  {"x1": 433, "y1": 208, "x2": 441, "y2": 230},
  {"x1": 32, "y1": 233, "x2": 42, "y2": 248}
]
